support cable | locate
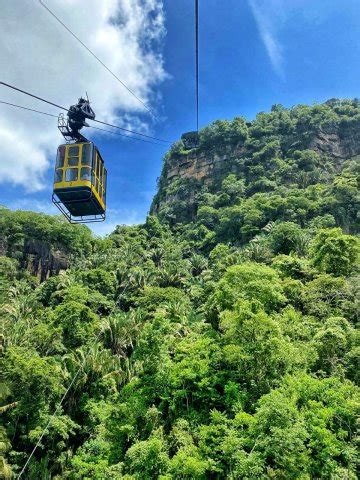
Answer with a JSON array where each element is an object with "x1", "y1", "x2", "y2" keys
[
  {"x1": 38, "y1": 0, "x2": 156, "y2": 119},
  {"x1": 17, "y1": 283, "x2": 130, "y2": 478},
  {"x1": 0, "y1": 100, "x2": 57, "y2": 117},
  {"x1": 0, "y1": 81, "x2": 67, "y2": 111},
  {"x1": 92, "y1": 118, "x2": 169, "y2": 142},
  {"x1": 0, "y1": 81, "x2": 171, "y2": 143},
  {"x1": 0, "y1": 100, "x2": 163, "y2": 145},
  {"x1": 89, "y1": 125, "x2": 162, "y2": 145}
]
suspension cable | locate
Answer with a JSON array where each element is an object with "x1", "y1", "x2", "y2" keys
[
  {"x1": 0, "y1": 81, "x2": 171, "y2": 143},
  {"x1": 0, "y1": 101, "x2": 57, "y2": 117},
  {"x1": 0, "y1": 100, "x2": 163, "y2": 145},
  {"x1": 92, "y1": 118, "x2": 169, "y2": 142},
  {"x1": 38, "y1": 0, "x2": 157, "y2": 119},
  {"x1": 17, "y1": 369, "x2": 82, "y2": 478},
  {"x1": 17, "y1": 284, "x2": 131, "y2": 479},
  {"x1": 89, "y1": 125, "x2": 162, "y2": 145},
  {"x1": 195, "y1": 0, "x2": 199, "y2": 133},
  {"x1": 0, "y1": 82, "x2": 67, "y2": 111}
]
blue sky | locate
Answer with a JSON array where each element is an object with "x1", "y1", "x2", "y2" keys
[{"x1": 1, "y1": 0, "x2": 360, "y2": 235}]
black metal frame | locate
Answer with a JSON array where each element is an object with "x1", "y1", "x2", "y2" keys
[
  {"x1": 52, "y1": 188, "x2": 105, "y2": 224},
  {"x1": 58, "y1": 113, "x2": 88, "y2": 143}
]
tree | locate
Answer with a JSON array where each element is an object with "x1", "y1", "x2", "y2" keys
[
  {"x1": 269, "y1": 221, "x2": 304, "y2": 255},
  {"x1": 248, "y1": 374, "x2": 359, "y2": 478},
  {"x1": 221, "y1": 174, "x2": 245, "y2": 200},
  {"x1": 215, "y1": 262, "x2": 286, "y2": 313},
  {"x1": 1, "y1": 345, "x2": 63, "y2": 430},
  {"x1": 220, "y1": 300, "x2": 304, "y2": 398},
  {"x1": 168, "y1": 420, "x2": 209, "y2": 478},
  {"x1": 303, "y1": 274, "x2": 355, "y2": 319},
  {"x1": 272, "y1": 254, "x2": 313, "y2": 279},
  {"x1": 196, "y1": 205, "x2": 219, "y2": 229},
  {"x1": 313, "y1": 316, "x2": 354, "y2": 374},
  {"x1": 310, "y1": 228, "x2": 359, "y2": 276},
  {"x1": 81, "y1": 268, "x2": 116, "y2": 297},
  {"x1": 53, "y1": 301, "x2": 99, "y2": 348},
  {"x1": 163, "y1": 332, "x2": 221, "y2": 417},
  {"x1": 124, "y1": 436, "x2": 169, "y2": 479}
]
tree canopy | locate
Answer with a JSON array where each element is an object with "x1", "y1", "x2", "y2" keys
[{"x1": 1, "y1": 99, "x2": 359, "y2": 479}]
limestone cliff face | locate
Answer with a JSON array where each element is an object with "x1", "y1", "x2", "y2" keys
[
  {"x1": 22, "y1": 239, "x2": 69, "y2": 281},
  {"x1": 164, "y1": 145, "x2": 245, "y2": 185},
  {"x1": 0, "y1": 236, "x2": 69, "y2": 281},
  {"x1": 308, "y1": 128, "x2": 360, "y2": 159},
  {"x1": 151, "y1": 105, "x2": 360, "y2": 223},
  {"x1": 151, "y1": 145, "x2": 243, "y2": 220}
]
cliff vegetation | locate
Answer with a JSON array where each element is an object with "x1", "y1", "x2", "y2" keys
[{"x1": 0, "y1": 99, "x2": 359, "y2": 479}]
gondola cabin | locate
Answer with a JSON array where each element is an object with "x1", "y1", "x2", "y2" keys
[{"x1": 52, "y1": 142, "x2": 107, "y2": 223}]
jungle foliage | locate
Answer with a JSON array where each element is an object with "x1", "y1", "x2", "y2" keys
[
  {"x1": 153, "y1": 99, "x2": 360, "y2": 239},
  {"x1": 1, "y1": 100, "x2": 359, "y2": 479}
]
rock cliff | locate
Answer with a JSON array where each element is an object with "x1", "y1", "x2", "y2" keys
[
  {"x1": 0, "y1": 209, "x2": 92, "y2": 281},
  {"x1": 151, "y1": 100, "x2": 360, "y2": 224},
  {"x1": 0, "y1": 235, "x2": 69, "y2": 281}
]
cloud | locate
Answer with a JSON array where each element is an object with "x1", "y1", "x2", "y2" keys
[
  {"x1": 0, "y1": 0, "x2": 166, "y2": 189},
  {"x1": 248, "y1": 0, "x2": 284, "y2": 77}
]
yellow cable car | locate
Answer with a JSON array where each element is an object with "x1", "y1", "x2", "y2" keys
[{"x1": 52, "y1": 141, "x2": 107, "y2": 223}]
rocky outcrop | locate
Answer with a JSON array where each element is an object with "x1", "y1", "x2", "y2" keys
[
  {"x1": 309, "y1": 126, "x2": 360, "y2": 160},
  {"x1": 165, "y1": 145, "x2": 245, "y2": 186},
  {"x1": 151, "y1": 115, "x2": 360, "y2": 220},
  {"x1": 0, "y1": 236, "x2": 69, "y2": 281},
  {"x1": 21, "y1": 239, "x2": 69, "y2": 281}
]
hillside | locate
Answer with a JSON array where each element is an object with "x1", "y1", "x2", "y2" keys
[
  {"x1": 152, "y1": 99, "x2": 359, "y2": 237},
  {"x1": 1, "y1": 99, "x2": 359, "y2": 479}
]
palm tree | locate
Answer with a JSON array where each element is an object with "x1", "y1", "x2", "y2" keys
[
  {"x1": 189, "y1": 254, "x2": 208, "y2": 276},
  {"x1": 0, "y1": 426, "x2": 13, "y2": 479},
  {"x1": 0, "y1": 281, "x2": 38, "y2": 326},
  {"x1": 151, "y1": 245, "x2": 166, "y2": 267},
  {"x1": 295, "y1": 232, "x2": 312, "y2": 256},
  {"x1": 156, "y1": 261, "x2": 190, "y2": 288},
  {"x1": 101, "y1": 309, "x2": 144, "y2": 359},
  {"x1": 243, "y1": 240, "x2": 272, "y2": 263},
  {"x1": 63, "y1": 342, "x2": 124, "y2": 404}
]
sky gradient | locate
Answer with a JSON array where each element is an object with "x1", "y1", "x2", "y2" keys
[{"x1": 1, "y1": 0, "x2": 360, "y2": 235}]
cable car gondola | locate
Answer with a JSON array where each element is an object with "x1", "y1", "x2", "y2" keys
[{"x1": 52, "y1": 98, "x2": 107, "y2": 223}]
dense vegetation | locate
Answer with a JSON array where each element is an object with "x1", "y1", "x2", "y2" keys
[
  {"x1": 1, "y1": 100, "x2": 359, "y2": 479},
  {"x1": 153, "y1": 99, "x2": 359, "y2": 238}
]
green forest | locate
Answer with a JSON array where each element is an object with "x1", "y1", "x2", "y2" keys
[{"x1": 1, "y1": 99, "x2": 359, "y2": 479}]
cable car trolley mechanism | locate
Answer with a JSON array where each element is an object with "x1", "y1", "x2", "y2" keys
[{"x1": 52, "y1": 97, "x2": 107, "y2": 223}]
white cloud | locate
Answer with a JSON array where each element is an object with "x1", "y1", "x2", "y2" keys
[
  {"x1": 0, "y1": 0, "x2": 166, "y2": 189},
  {"x1": 248, "y1": 0, "x2": 284, "y2": 78}
]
